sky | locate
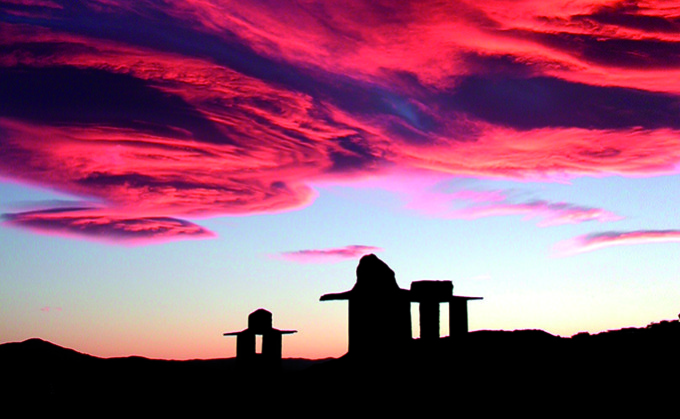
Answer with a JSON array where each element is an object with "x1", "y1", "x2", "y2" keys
[{"x1": 1, "y1": 0, "x2": 679, "y2": 360}]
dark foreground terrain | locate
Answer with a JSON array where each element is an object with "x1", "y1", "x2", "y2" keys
[{"x1": 2, "y1": 320, "x2": 678, "y2": 407}]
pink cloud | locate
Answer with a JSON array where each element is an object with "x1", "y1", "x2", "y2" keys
[
  {"x1": 553, "y1": 230, "x2": 680, "y2": 256},
  {"x1": 277, "y1": 245, "x2": 383, "y2": 263}
]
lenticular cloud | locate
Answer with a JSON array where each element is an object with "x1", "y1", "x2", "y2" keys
[
  {"x1": 277, "y1": 245, "x2": 384, "y2": 263},
  {"x1": 1, "y1": 1, "x2": 680, "y2": 243},
  {"x1": 2, "y1": 208, "x2": 215, "y2": 245},
  {"x1": 553, "y1": 230, "x2": 680, "y2": 256}
]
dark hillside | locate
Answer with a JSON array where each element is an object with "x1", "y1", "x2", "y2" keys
[{"x1": 5, "y1": 320, "x2": 677, "y2": 403}]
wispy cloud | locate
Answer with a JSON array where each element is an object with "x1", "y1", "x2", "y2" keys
[
  {"x1": 449, "y1": 200, "x2": 623, "y2": 226},
  {"x1": 276, "y1": 245, "x2": 383, "y2": 263},
  {"x1": 553, "y1": 230, "x2": 680, "y2": 256},
  {"x1": 403, "y1": 184, "x2": 622, "y2": 227}
]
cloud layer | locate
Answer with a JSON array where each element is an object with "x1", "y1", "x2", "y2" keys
[{"x1": 1, "y1": 1, "x2": 679, "y2": 243}]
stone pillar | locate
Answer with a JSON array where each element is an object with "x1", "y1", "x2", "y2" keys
[
  {"x1": 449, "y1": 298, "x2": 469, "y2": 337},
  {"x1": 262, "y1": 330, "x2": 282, "y2": 365},
  {"x1": 236, "y1": 331, "x2": 255, "y2": 360}
]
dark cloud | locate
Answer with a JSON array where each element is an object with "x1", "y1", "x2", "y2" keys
[
  {"x1": 75, "y1": 172, "x2": 200, "y2": 192},
  {"x1": 328, "y1": 135, "x2": 378, "y2": 172},
  {"x1": 443, "y1": 76, "x2": 680, "y2": 130},
  {"x1": 0, "y1": 66, "x2": 229, "y2": 144},
  {"x1": 515, "y1": 27, "x2": 680, "y2": 69},
  {"x1": 573, "y1": 1, "x2": 680, "y2": 34}
]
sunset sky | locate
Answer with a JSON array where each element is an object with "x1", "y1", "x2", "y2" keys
[{"x1": 1, "y1": 0, "x2": 679, "y2": 360}]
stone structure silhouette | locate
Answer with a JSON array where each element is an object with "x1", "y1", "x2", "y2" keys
[
  {"x1": 410, "y1": 280, "x2": 482, "y2": 341},
  {"x1": 320, "y1": 254, "x2": 412, "y2": 355},
  {"x1": 223, "y1": 308, "x2": 296, "y2": 369},
  {"x1": 321, "y1": 254, "x2": 481, "y2": 355}
]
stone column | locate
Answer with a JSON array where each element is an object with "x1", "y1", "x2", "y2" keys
[
  {"x1": 236, "y1": 331, "x2": 256, "y2": 360},
  {"x1": 449, "y1": 298, "x2": 469, "y2": 337}
]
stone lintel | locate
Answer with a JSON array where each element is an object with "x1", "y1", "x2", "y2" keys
[{"x1": 410, "y1": 280, "x2": 453, "y2": 302}]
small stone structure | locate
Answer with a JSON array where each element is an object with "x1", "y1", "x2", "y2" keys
[
  {"x1": 410, "y1": 280, "x2": 482, "y2": 340},
  {"x1": 223, "y1": 308, "x2": 296, "y2": 368},
  {"x1": 321, "y1": 254, "x2": 481, "y2": 355}
]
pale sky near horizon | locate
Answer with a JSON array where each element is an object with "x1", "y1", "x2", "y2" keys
[{"x1": 1, "y1": 0, "x2": 679, "y2": 359}]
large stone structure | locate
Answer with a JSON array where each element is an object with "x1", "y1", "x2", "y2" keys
[
  {"x1": 223, "y1": 308, "x2": 296, "y2": 369},
  {"x1": 321, "y1": 254, "x2": 481, "y2": 356},
  {"x1": 321, "y1": 255, "x2": 412, "y2": 355}
]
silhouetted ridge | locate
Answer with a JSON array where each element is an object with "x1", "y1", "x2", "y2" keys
[
  {"x1": 3, "y1": 252, "x2": 679, "y2": 404},
  {"x1": 0, "y1": 337, "x2": 96, "y2": 363},
  {"x1": 2, "y1": 320, "x2": 679, "y2": 402}
]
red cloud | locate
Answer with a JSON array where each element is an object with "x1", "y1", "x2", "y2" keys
[
  {"x1": 167, "y1": 0, "x2": 680, "y2": 92},
  {"x1": 1, "y1": 1, "x2": 680, "y2": 244},
  {"x1": 391, "y1": 126, "x2": 680, "y2": 178},
  {"x1": 553, "y1": 230, "x2": 680, "y2": 256},
  {"x1": 277, "y1": 245, "x2": 384, "y2": 263}
]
